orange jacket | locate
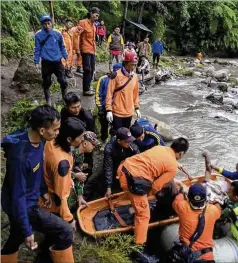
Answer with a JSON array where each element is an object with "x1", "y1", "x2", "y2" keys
[
  {"x1": 44, "y1": 141, "x2": 74, "y2": 223},
  {"x1": 77, "y1": 19, "x2": 96, "y2": 54},
  {"x1": 71, "y1": 26, "x2": 80, "y2": 52},
  {"x1": 173, "y1": 194, "x2": 221, "y2": 261},
  {"x1": 61, "y1": 28, "x2": 73, "y2": 53},
  {"x1": 105, "y1": 70, "x2": 140, "y2": 117},
  {"x1": 122, "y1": 146, "x2": 178, "y2": 193}
]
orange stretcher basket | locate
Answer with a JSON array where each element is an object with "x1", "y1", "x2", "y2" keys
[{"x1": 77, "y1": 174, "x2": 230, "y2": 237}]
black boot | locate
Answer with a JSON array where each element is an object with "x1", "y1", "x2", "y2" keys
[
  {"x1": 76, "y1": 66, "x2": 83, "y2": 73},
  {"x1": 65, "y1": 69, "x2": 73, "y2": 78}
]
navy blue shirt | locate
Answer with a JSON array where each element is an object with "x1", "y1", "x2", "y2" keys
[
  {"x1": 222, "y1": 169, "x2": 238, "y2": 180},
  {"x1": 136, "y1": 127, "x2": 165, "y2": 152},
  {"x1": 1, "y1": 130, "x2": 47, "y2": 238}
]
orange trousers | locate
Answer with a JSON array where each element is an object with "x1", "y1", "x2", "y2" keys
[{"x1": 117, "y1": 164, "x2": 150, "y2": 244}]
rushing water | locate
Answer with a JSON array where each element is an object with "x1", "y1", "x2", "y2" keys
[{"x1": 140, "y1": 77, "x2": 238, "y2": 177}]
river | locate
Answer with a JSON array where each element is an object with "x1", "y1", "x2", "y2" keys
[{"x1": 140, "y1": 77, "x2": 238, "y2": 177}]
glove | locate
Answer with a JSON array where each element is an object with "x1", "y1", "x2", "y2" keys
[
  {"x1": 135, "y1": 109, "x2": 141, "y2": 118},
  {"x1": 106, "y1": 111, "x2": 113, "y2": 123}
]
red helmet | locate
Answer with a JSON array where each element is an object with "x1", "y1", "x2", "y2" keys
[{"x1": 123, "y1": 52, "x2": 138, "y2": 64}]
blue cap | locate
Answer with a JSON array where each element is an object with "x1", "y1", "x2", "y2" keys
[
  {"x1": 113, "y1": 63, "x2": 122, "y2": 72},
  {"x1": 188, "y1": 184, "x2": 207, "y2": 209},
  {"x1": 40, "y1": 14, "x2": 51, "y2": 23},
  {"x1": 127, "y1": 42, "x2": 133, "y2": 46}
]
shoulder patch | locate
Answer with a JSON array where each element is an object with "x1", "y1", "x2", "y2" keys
[
  {"x1": 108, "y1": 71, "x2": 117, "y2": 80},
  {"x1": 58, "y1": 160, "x2": 70, "y2": 177}
]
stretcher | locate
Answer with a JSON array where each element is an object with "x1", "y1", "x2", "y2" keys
[{"x1": 77, "y1": 174, "x2": 230, "y2": 237}]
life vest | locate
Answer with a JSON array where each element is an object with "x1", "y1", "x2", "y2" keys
[{"x1": 231, "y1": 207, "x2": 238, "y2": 242}]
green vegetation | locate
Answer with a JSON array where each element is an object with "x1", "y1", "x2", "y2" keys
[
  {"x1": 74, "y1": 234, "x2": 142, "y2": 263},
  {"x1": 6, "y1": 99, "x2": 63, "y2": 133},
  {"x1": 1, "y1": 1, "x2": 238, "y2": 58}
]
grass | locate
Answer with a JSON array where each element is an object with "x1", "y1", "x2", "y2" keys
[{"x1": 74, "y1": 234, "x2": 142, "y2": 263}]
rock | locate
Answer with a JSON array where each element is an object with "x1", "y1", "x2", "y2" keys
[
  {"x1": 202, "y1": 77, "x2": 212, "y2": 85},
  {"x1": 228, "y1": 86, "x2": 238, "y2": 95},
  {"x1": 204, "y1": 59, "x2": 212, "y2": 64},
  {"x1": 194, "y1": 71, "x2": 202, "y2": 77},
  {"x1": 1, "y1": 54, "x2": 9, "y2": 66},
  {"x1": 217, "y1": 82, "x2": 229, "y2": 92},
  {"x1": 228, "y1": 61, "x2": 238, "y2": 67},
  {"x1": 221, "y1": 105, "x2": 234, "y2": 112},
  {"x1": 139, "y1": 82, "x2": 146, "y2": 95},
  {"x1": 155, "y1": 68, "x2": 174, "y2": 82},
  {"x1": 1, "y1": 74, "x2": 6, "y2": 79},
  {"x1": 13, "y1": 56, "x2": 42, "y2": 84},
  {"x1": 214, "y1": 69, "x2": 229, "y2": 82},
  {"x1": 203, "y1": 65, "x2": 215, "y2": 77},
  {"x1": 209, "y1": 80, "x2": 218, "y2": 89},
  {"x1": 223, "y1": 97, "x2": 238, "y2": 108},
  {"x1": 206, "y1": 92, "x2": 223, "y2": 104},
  {"x1": 10, "y1": 81, "x2": 31, "y2": 93},
  {"x1": 94, "y1": 69, "x2": 108, "y2": 81},
  {"x1": 140, "y1": 115, "x2": 186, "y2": 142}
]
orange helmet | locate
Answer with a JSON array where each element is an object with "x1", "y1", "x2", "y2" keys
[{"x1": 123, "y1": 52, "x2": 138, "y2": 64}]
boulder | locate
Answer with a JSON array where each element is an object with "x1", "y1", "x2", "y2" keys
[
  {"x1": 221, "y1": 105, "x2": 234, "y2": 113},
  {"x1": 204, "y1": 59, "x2": 212, "y2": 64},
  {"x1": 228, "y1": 86, "x2": 238, "y2": 95},
  {"x1": 223, "y1": 97, "x2": 238, "y2": 108},
  {"x1": 228, "y1": 61, "x2": 238, "y2": 67},
  {"x1": 202, "y1": 77, "x2": 212, "y2": 85},
  {"x1": 155, "y1": 68, "x2": 174, "y2": 82},
  {"x1": 214, "y1": 69, "x2": 229, "y2": 82},
  {"x1": 139, "y1": 115, "x2": 186, "y2": 142},
  {"x1": 203, "y1": 65, "x2": 215, "y2": 77},
  {"x1": 194, "y1": 71, "x2": 202, "y2": 77},
  {"x1": 13, "y1": 56, "x2": 42, "y2": 84},
  {"x1": 206, "y1": 92, "x2": 223, "y2": 104},
  {"x1": 209, "y1": 80, "x2": 218, "y2": 89},
  {"x1": 1, "y1": 54, "x2": 9, "y2": 66},
  {"x1": 217, "y1": 82, "x2": 229, "y2": 92}
]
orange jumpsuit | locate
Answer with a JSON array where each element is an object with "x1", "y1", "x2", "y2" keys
[
  {"x1": 61, "y1": 28, "x2": 73, "y2": 69},
  {"x1": 72, "y1": 26, "x2": 82, "y2": 67},
  {"x1": 173, "y1": 194, "x2": 221, "y2": 261},
  {"x1": 41, "y1": 140, "x2": 74, "y2": 223},
  {"x1": 105, "y1": 70, "x2": 140, "y2": 118},
  {"x1": 117, "y1": 146, "x2": 178, "y2": 244}
]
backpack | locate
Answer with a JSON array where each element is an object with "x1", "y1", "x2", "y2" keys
[
  {"x1": 167, "y1": 206, "x2": 213, "y2": 263},
  {"x1": 134, "y1": 117, "x2": 155, "y2": 131}
]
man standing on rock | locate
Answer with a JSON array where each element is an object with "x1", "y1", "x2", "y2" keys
[
  {"x1": 137, "y1": 37, "x2": 151, "y2": 66},
  {"x1": 34, "y1": 14, "x2": 68, "y2": 105},
  {"x1": 105, "y1": 52, "x2": 141, "y2": 135},
  {"x1": 107, "y1": 26, "x2": 124, "y2": 71},
  {"x1": 77, "y1": 7, "x2": 100, "y2": 96}
]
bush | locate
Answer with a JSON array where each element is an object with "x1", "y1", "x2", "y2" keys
[
  {"x1": 1, "y1": 1, "x2": 45, "y2": 58},
  {"x1": 96, "y1": 43, "x2": 110, "y2": 63},
  {"x1": 74, "y1": 234, "x2": 142, "y2": 263},
  {"x1": 7, "y1": 99, "x2": 63, "y2": 133}
]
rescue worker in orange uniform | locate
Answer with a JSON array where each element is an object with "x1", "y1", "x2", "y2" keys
[
  {"x1": 61, "y1": 20, "x2": 74, "y2": 78},
  {"x1": 72, "y1": 21, "x2": 83, "y2": 74},
  {"x1": 105, "y1": 51, "x2": 141, "y2": 135},
  {"x1": 77, "y1": 7, "x2": 100, "y2": 96},
  {"x1": 117, "y1": 137, "x2": 189, "y2": 245},
  {"x1": 172, "y1": 183, "x2": 221, "y2": 263},
  {"x1": 42, "y1": 118, "x2": 99, "y2": 230}
]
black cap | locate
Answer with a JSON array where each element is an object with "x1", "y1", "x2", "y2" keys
[
  {"x1": 130, "y1": 124, "x2": 143, "y2": 138},
  {"x1": 116, "y1": 127, "x2": 135, "y2": 144},
  {"x1": 89, "y1": 7, "x2": 100, "y2": 14}
]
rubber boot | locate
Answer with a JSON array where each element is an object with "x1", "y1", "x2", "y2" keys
[
  {"x1": 65, "y1": 69, "x2": 73, "y2": 78},
  {"x1": 1, "y1": 251, "x2": 18, "y2": 263},
  {"x1": 50, "y1": 245, "x2": 74, "y2": 263},
  {"x1": 76, "y1": 66, "x2": 83, "y2": 74}
]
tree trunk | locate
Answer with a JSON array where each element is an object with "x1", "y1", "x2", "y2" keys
[
  {"x1": 122, "y1": 1, "x2": 128, "y2": 38},
  {"x1": 49, "y1": 1, "x2": 55, "y2": 25},
  {"x1": 137, "y1": 2, "x2": 145, "y2": 41},
  {"x1": 138, "y1": 2, "x2": 145, "y2": 23}
]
